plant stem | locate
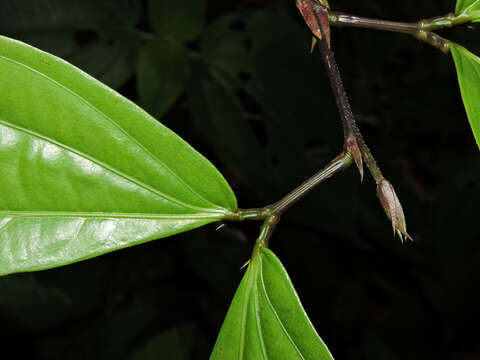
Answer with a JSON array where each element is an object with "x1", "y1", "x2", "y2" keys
[
  {"x1": 228, "y1": 207, "x2": 270, "y2": 221},
  {"x1": 227, "y1": 152, "x2": 353, "y2": 222},
  {"x1": 267, "y1": 152, "x2": 353, "y2": 215},
  {"x1": 306, "y1": 1, "x2": 365, "y2": 179},
  {"x1": 328, "y1": 12, "x2": 418, "y2": 33},
  {"x1": 256, "y1": 215, "x2": 281, "y2": 248},
  {"x1": 328, "y1": 11, "x2": 451, "y2": 53}
]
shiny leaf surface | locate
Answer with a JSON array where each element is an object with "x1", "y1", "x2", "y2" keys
[
  {"x1": 210, "y1": 247, "x2": 333, "y2": 360},
  {"x1": 451, "y1": 43, "x2": 480, "y2": 149},
  {"x1": 0, "y1": 35, "x2": 237, "y2": 275},
  {"x1": 455, "y1": 0, "x2": 480, "y2": 21}
]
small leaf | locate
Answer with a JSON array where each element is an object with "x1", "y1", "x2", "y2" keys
[
  {"x1": 137, "y1": 37, "x2": 189, "y2": 119},
  {"x1": 0, "y1": 35, "x2": 237, "y2": 276},
  {"x1": 455, "y1": 0, "x2": 480, "y2": 22},
  {"x1": 148, "y1": 0, "x2": 206, "y2": 43},
  {"x1": 450, "y1": 42, "x2": 480, "y2": 149},
  {"x1": 210, "y1": 247, "x2": 334, "y2": 359}
]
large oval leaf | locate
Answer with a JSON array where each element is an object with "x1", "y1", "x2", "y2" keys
[
  {"x1": 450, "y1": 42, "x2": 480, "y2": 149},
  {"x1": 0, "y1": 35, "x2": 237, "y2": 276},
  {"x1": 210, "y1": 247, "x2": 333, "y2": 359},
  {"x1": 455, "y1": 0, "x2": 480, "y2": 22}
]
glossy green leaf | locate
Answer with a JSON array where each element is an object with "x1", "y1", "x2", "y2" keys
[
  {"x1": 0, "y1": 35, "x2": 237, "y2": 276},
  {"x1": 455, "y1": 0, "x2": 480, "y2": 21},
  {"x1": 137, "y1": 37, "x2": 189, "y2": 119},
  {"x1": 450, "y1": 43, "x2": 480, "y2": 149},
  {"x1": 148, "y1": 0, "x2": 206, "y2": 43},
  {"x1": 210, "y1": 247, "x2": 333, "y2": 360}
]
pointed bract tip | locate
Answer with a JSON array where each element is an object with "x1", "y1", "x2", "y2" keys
[
  {"x1": 376, "y1": 179, "x2": 412, "y2": 243},
  {"x1": 346, "y1": 138, "x2": 364, "y2": 182}
]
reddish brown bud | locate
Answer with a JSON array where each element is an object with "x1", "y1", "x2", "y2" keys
[{"x1": 376, "y1": 179, "x2": 412, "y2": 243}]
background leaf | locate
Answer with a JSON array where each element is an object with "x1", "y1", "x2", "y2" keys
[
  {"x1": 210, "y1": 247, "x2": 333, "y2": 359},
  {"x1": 137, "y1": 37, "x2": 190, "y2": 119},
  {"x1": 0, "y1": 0, "x2": 142, "y2": 89},
  {"x1": 0, "y1": 35, "x2": 236, "y2": 275},
  {"x1": 148, "y1": 0, "x2": 206, "y2": 43},
  {"x1": 455, "y1": 0, "x2": 480, "y2": 21},
  {"x1": 450, "y1": 42, "x2": 480, "y2": 148}
]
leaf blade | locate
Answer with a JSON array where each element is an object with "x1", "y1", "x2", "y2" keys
[
  {"x1": 0, "y1": 35, "x2": 236, "y2": 275},
  {"x1": 455, "y1": 0, "x2": 480, "y2": 21},
  {"x1": 450, "y1": 43, "x2": 480, "y2": 149},
  {"x1": 210, "y1": 247, "x2": 334, "y2": 360}
]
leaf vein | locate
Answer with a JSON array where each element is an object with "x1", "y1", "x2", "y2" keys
[
  {"x1": 0, "y1": 53, "x2": 225, "y2": 211},
  {"x1": 0, "y1": 119, "x2": 225, "y2": 215},
  {"x1": 254, "y1": 278, "x2": 268, "y2": 360},
  {"x1": 0, "y1": 211, "x2": 224, "y2": 221},
  {"x1": 259, "y1": 259, "x2": 306, "y2": 360}
]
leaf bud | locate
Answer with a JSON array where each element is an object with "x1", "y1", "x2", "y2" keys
[{"x1": 376, "y1": 179, "x2": 413, "y2": 243}]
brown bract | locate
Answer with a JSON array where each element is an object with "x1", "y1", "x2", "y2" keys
[{"x1": 295, "y1": 0, "x2": 331, "y2": 48}]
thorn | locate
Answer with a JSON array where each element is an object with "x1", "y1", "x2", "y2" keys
[
  {"x1": 215, "y1": 223, "x2": 226, "y2": 231},
  {"x1": 240, "y1": 260, "x2": 250, "y2": 270}
]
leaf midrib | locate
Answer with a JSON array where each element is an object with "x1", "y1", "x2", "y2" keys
[
  {"x1": 0, "y1": 211, "x2": 225, "y2": 220},
  {"x1": 258, "y1": 256, "x2": 305, "y2": 359},
  {"x1": 0, "y1": 118, "x2": 227, "y2": 215},
  {"x1": 0, "y1": 52, "x2": 225, "y2": 212},
  {"x1": 462, "y1": 0, "x2": 480, "y2": 14}
]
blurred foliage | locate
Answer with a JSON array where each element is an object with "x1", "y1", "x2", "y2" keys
[{"x1": 0, "y1": 0, "x2": 479, "y2": 359}]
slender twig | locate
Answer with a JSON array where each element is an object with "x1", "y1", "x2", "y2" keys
[
  {"x1": 230, "y1": 153, "x2": 353, "y2": 250},
  {"x1": 297, "y1": 0, "x2": 365, "y2": 179},
  {"x1": 256, "y1": 215, "x2": 280, "y2": 248},
  {"x1": 226, "y1": 152, "x2": 353, "y2": 222},
  {"x1": 328, "y1": 12, "x2": 418, "y2": 33},
  {"x1": 267, "y1": 152, "x2": 353, "y2": 215},
  {"x1": 328, "y1": 11, "x2": 451, "y2": 53}
]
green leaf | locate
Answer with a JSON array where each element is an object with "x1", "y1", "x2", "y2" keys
[
  {"x1": 456, "y1": 0, "x2": 480, "y2": 21},
  {"x1": 0, "y1": 35, "x2": 237, "y2": 276},
  {"x1": 210, "y1": 247, "x2": 334, "y2": 360},
  {"x1": 450, "y1": 43, "x2": 480, "y2": 149},
  {"x1": 148, "y1": 0, "x2": 206, "y2": 43},
  {"x1": 137, "y1": 37, "x2": 189, "y2": 119}
]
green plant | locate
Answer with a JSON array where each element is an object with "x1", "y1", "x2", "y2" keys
[{"x1": 0, "y1": 0, "x2": 479, "y2": 358}]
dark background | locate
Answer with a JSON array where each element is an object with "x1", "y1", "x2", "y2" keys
[{"x1": 1, "y1": 0, "x2": 479, "y2": 358}]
